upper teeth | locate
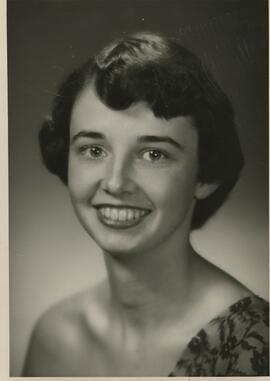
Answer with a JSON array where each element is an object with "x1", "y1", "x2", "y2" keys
[{"x1": 99, "y1": 207, "x2": 148, "y2": 222}]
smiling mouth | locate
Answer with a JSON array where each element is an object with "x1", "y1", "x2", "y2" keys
[{"x1": 95, "y1": 205, "x2": 151, "y2": 229}]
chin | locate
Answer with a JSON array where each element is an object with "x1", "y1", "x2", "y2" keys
[{"x1": 90, "y1": 229, "x2": 150, "y2": 257}]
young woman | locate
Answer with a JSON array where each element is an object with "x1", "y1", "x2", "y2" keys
[{"x1": 23, "y1": 32, "x2": 268, "y2": 376}]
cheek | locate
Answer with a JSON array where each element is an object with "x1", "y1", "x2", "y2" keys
[
  {"x1": 142, "y1": 166, "x2": 197, "y2": 210},
  {"x1": 67, "y1": 158, "x2": 98, "y2": 201},
  {"x1": 68, "y1": 161, "x2": 83, "y2": 199}
]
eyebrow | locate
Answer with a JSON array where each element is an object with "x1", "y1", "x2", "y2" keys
[
  {"x1": 71, "y1": 131, "x2": 105, "y2": 143},
  {"x1": 138, "y1": 135, "x2": 184, "y2": 151},
  {"x1": 71, "y1": 131, "x2": 184, "y2": 151}
]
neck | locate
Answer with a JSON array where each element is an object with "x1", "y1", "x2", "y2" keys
[{"x1": 103, "y1": 233, "x2": 195, "y2": 334}]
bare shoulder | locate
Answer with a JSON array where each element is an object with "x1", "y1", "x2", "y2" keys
[
  {"x1": 191, "y1": 254, "x2": 253, "y2": 317},
  {"x1": 23, "y1": 281, "x2": 109, "y2": 376}
]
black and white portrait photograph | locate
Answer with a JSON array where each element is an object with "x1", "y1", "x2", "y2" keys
[{"x1": 7, "y1": 0, "x2": 268, "y2": 377}]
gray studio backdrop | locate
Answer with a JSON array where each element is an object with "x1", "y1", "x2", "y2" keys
[{"x1": 8, "y1": 0, "x2": 268, "y2": 376}]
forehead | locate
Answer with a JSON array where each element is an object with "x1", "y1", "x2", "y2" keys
[{"x1": 70, "y1": 85, "x2": 198, "y2": 146}]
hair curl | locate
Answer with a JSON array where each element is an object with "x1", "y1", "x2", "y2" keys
[{"x1": 39, "y1": 32, "x2": 244, "y2": 229}]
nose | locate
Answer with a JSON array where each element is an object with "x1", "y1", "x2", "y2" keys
[{"x1": 101, "y1": 156, "x2": 134, "y2": 196}]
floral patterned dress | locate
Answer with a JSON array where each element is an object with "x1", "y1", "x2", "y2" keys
[{"x1": 169, "y1": 295, "x2": 269, "y2": 376}]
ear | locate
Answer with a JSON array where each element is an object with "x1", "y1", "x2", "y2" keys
[{"x1": 195, "y1": 182, "x2": 219, "y2": 200}]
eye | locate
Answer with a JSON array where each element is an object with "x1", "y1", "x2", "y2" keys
[
  {"x1": 141, "y1": 149, "x2": 168, "y2": 162},
  {"x1": 79, "y1": 145, "x2": 107, "y2": 160}
]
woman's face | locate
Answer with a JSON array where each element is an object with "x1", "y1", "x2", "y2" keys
[{"x1": 68, "y1": 85, "x2": 204, "y2": 255}]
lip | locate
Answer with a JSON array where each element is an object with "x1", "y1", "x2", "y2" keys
[
  {"x1": 93, "y1": 203, "x2": 151, "y2": 210},
  {"x1": 94, "y1": 204, "x2": 152, "y2": 230}
]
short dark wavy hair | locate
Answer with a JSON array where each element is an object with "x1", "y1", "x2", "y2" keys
[{"x1": 39, "y1": 32, "x2": 244, "y2": 229}]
